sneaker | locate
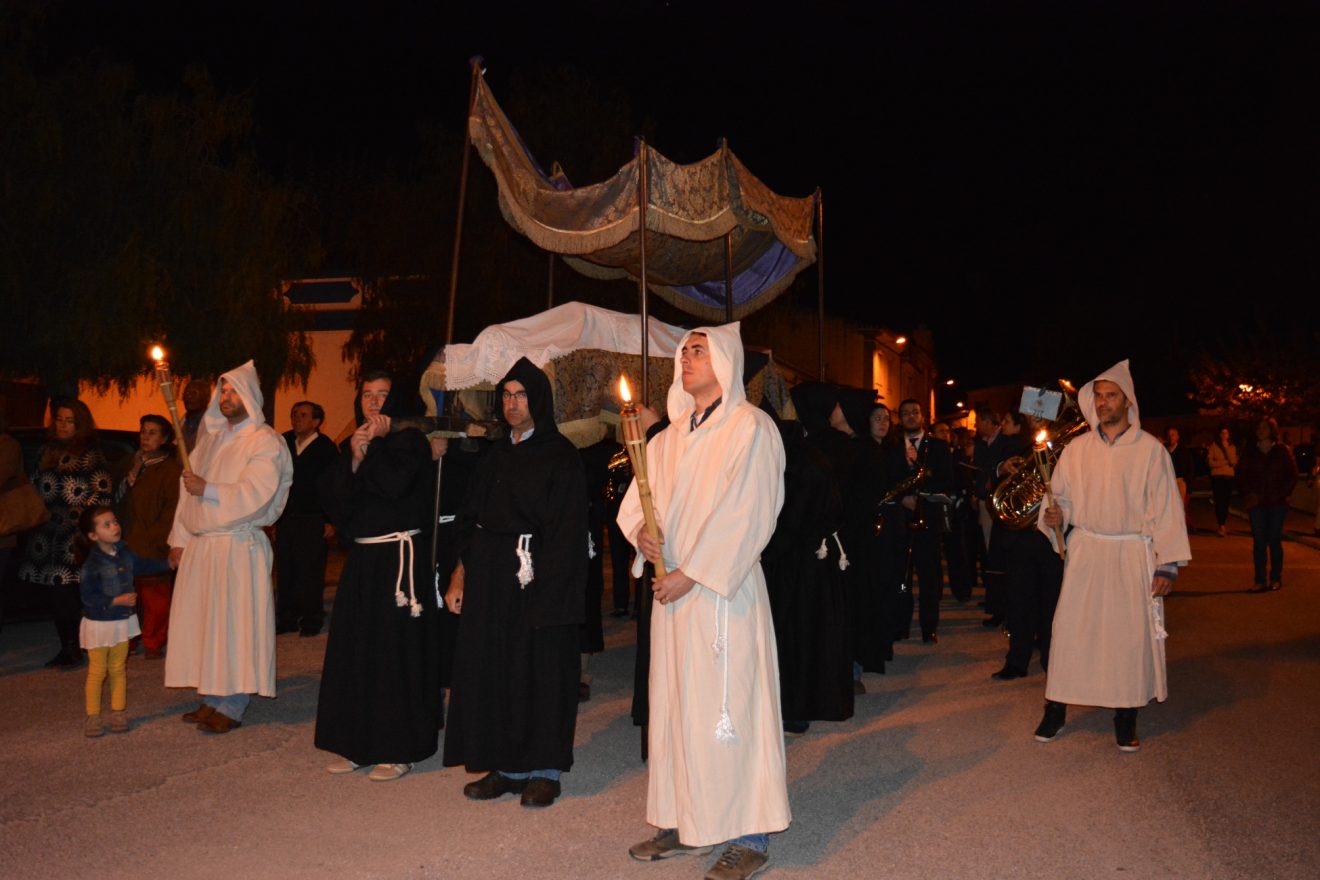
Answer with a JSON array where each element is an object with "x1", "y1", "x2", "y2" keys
[
  {"x1": 367, "y1": 763, "x2": 414, "y2": 782},
  {"x1": 1114, "y1": 710, "x2": 1140, "y2": 752},
  {"x1": 1033, "y1": 701, "x2": 1067, "y2": 742},
  {"x1": 84, "y1": 715, "x2": 104, "y2": 738},
  {"x1": 107, "y1": 710, "x2": 129, "y2": 733},
  {"x1": 628, "y1": 828, "x2": 715, "y2": 862},
  {"x1": 326, "y1": 757, "x2": 362, "y2": 775},
  {"x1": 704, "y1": 844, "x2": 770, "y2": 880}
]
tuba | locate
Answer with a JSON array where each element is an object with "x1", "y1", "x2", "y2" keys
[{"x1": 990, "y1": 386, "x2": 1090, "y2": 529}]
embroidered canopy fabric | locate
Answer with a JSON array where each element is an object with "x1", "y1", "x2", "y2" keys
[
  {"x1": 420, "y1": 302, "x2": 792, "y2": 449},
  {"x1": 469, "y1": 76, "x2": 818, "y2": 323}
]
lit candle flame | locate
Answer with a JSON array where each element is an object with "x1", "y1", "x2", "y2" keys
[
  {"x1": 1035, "y1": 429, "x2": 1048, "y2": 444},
  {"x1": 151, "y1": 345, "x2": 164, "y2": 363},
  {"x1": 619, "y1": 375, "x2": 632, "y2": 403}
]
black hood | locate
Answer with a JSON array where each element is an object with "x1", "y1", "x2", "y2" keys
[
  {"x1": 790, "y1": 382, "x2": 840, "y2": 436},
  {"x1": 353, "y1": 371, "x2": 424, "y2": 425},
  {"x1": 499, "y1": 356, "x2": 558, "y2": 436},
  {"x1": 838, "y1": 388, "x2": 879, "y2": 438}
]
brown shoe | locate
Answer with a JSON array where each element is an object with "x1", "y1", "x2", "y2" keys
[
  {"x1": 107, "y1": 710, "x2": 130, "y2": 733},
  {"x1": 182, "y1": 704, "x2": 216, "y2": 723},
  {"x1": 197, "y1": 710, "x2": 242, "y2": 734}
]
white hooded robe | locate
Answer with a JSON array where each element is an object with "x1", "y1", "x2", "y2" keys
[
  {"x1": 166, "y1": 360, "x2": 293, "y2": 698},
  {"x1": 617, "y1": 323, "x2": 791, "y2": 847},
  {"x1": 1041, "y1": 359, "x2": 1190, "y2": 708}
]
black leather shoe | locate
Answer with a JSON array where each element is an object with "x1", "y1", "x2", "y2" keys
[
  {"x1": 1248, "y1": 583, "x2": 1269, "y2": 594},
  {"x1": 1034, "y1": 701, "x2": 1067, "y2": 742},
  {"x1": 520, "y1": 776, "x2": 561, "y2": 808},
  {"x1": 464, "y1": 771, "x2": 528, "y2": 800},
  {"x1": 991, "y1": 665, "x2": 1027, "y2": 681},
  {"x1": 1114, "y1": 708, "x2": 1140, "y2": 752},
  {"x1": 299, "y1": 626, "x2": 321, "y2": 638},
  {"x1": 275, "y1": 622, "x2": 299, "y2": 635},
  {"x1": 922, "y1": 632, "x2": 938, "y2": 644}
]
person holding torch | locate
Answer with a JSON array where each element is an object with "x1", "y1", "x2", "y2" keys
[{"x1": 619, "y1": 326, "x2": 789, "y2": 880}]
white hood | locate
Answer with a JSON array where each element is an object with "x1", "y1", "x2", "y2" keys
[
  {"x1": 666, "y1": 323, "x2": 746, "y2": 429},
  {"x1": 1077, "y1": 358, "x2": 1140, "y2": 433},
  {"x1": 203, "y1": 360, "x2": 266, "y2": 434}
]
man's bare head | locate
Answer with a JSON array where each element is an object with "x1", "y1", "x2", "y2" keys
[
  {"x1": 680, "y1": 332, "x2": 721, "y2": 408},
  {"x1": 218, "y1": 379, "x2": 248, "y2": 425},
  {"x1": 1092, "y1": 379, "x2": 1130, "y2": 431}
]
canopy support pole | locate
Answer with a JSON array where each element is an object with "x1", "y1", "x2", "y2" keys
[
  {"x1": 435, "y1": 56, "x2": 483, "y2": 600},
  {"x1": 638, "y1": 139, "x2": 651, "y2": 408},
  {"x1": 816, "y1": 188, "x2": 825, "y2": 380},
  {"x1": 724, "y1": 231, "x2": 734, "y2": 324},
  {"x1": 547, "y1": 253, "x2": 555, "y2": 309}
]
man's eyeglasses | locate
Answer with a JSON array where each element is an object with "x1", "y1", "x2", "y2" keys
[{"x1": 501, "y1": 391, "x2": 529, "y2": 402}]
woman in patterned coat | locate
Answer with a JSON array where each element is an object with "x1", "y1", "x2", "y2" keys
[{"x1": 19, "y1": 398, "x2": 112, "y2": 668}]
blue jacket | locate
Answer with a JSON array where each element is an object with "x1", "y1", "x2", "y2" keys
[{"x1": 79, "y1": 542, "x2": 171, "y2": 621}]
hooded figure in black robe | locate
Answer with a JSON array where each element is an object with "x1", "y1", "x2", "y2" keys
[
  {"x1": 838, "y1": 388, "x2": 897, "y2": 670},
  {"x1": 443, "y1": 357, "x2": 589, "y2": 788},
  {"x1": 314, "y1": 373, "x2": 444, "y2": 767},
  {"x1": 760, "y1": 406, "x2": 854, "y2": 726}
]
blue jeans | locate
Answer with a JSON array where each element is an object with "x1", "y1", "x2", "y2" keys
[
  {"x1": 203, "y1": 693, "x2": 251, "y2": 721},
  {"x1": 731, "y1": 833, "x2": 769, "y2": 852},
  {"x1": 501, "y1": 769, "x2": 561, "y2": 781},
  {"x1": 1249, "y1": 506, "x2": 1287, "y2": 584}
]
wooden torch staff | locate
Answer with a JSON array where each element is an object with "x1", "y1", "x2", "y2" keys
[
  {"x1": 150, "y1": 346, "x2": 192, "y2": 473},
  {"x1": 618, "y1": 376, "x2": 666, "y2": 577},
  {"x1": 1033, "y1": 430, "x2": 1065, "y2": 563}
]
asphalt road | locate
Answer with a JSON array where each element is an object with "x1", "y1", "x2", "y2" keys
[{"x1": 1, "y1": 500, "x2": 1316, "y2": 880}]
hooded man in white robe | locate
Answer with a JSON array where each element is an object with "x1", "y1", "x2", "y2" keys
[
  {"x1": 166, "y1": 360, "x2": 293, "y2": 733},
  {"x1": 618, "y1": 324, "x2": 789, "y2": 880},
  {"x1": 1034, "y1": 359, "x2": 1190, "y2": 752}
]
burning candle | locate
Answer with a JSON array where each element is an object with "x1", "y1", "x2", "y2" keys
[
  {"x1": 1034, "y1": 428, "x2": 1065, "y2": 562},
  {"x1": 150, "y1": 346, "x2": 192, "y2": 472},
  {"x1": 618, "y1": 376, "x2": 667, "y2": 577}
]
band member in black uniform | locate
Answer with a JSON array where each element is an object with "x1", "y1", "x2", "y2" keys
[{"x1": 887, "y1": 399, "x2": 955, "y2": 643}]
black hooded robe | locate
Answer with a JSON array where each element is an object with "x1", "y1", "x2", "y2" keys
[
  {"x1": 443, "y1": 358, "x2": 589, "y2": 774},
  {"x1": 314, "y1": 424, "x2": 444, "y2": 765},
  {"x1": 761, "y1": 419, "x2": 854, "y2": 722}
]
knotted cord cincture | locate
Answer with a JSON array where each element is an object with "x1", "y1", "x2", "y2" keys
[{"x1": 516, "y1": 533, "x2": 535, "y2": 588}]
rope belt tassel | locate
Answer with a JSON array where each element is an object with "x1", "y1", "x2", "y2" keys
[
  {"x1": 516, "y1": 533, "x2": 535, "y2": 588},
  {"x1": 355, "y1": 529, "x2": 423, "y2": 617}
]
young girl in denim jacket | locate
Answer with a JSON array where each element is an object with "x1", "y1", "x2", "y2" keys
[{"x1": 78, "y1": 505, "x2": 172, "y2": 737}]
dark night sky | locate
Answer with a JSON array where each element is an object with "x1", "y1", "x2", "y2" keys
[{"x1": 28, "y1": 1, "x2": 1320, "y2": 413}]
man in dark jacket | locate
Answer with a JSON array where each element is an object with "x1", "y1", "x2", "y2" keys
[
  {"x1": 275, "y1": 401, "x2": 339, "y2": 636},
  {"x1": 887, "y1": 399, "x2": 955, "y2": 643}
]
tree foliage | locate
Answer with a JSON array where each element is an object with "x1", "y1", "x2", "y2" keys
[
  {"x1": 1188, "y1": 328, "x2": 1320, "y2": 427},
  {"x1": 0, "y1": 21, "x2": 320, "y2": 399}
]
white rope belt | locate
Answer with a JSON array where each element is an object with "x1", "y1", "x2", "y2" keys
[
  {"x1": 711, "y1": 595, "x2": 736, "y2": 744},
  {"x1": 355, "y1": 529, "x2": 423, "y2": 617}
]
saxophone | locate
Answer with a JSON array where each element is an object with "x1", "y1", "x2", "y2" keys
[{"x1": 874, "y1": 438, "x2": 930, "y2": 535}]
